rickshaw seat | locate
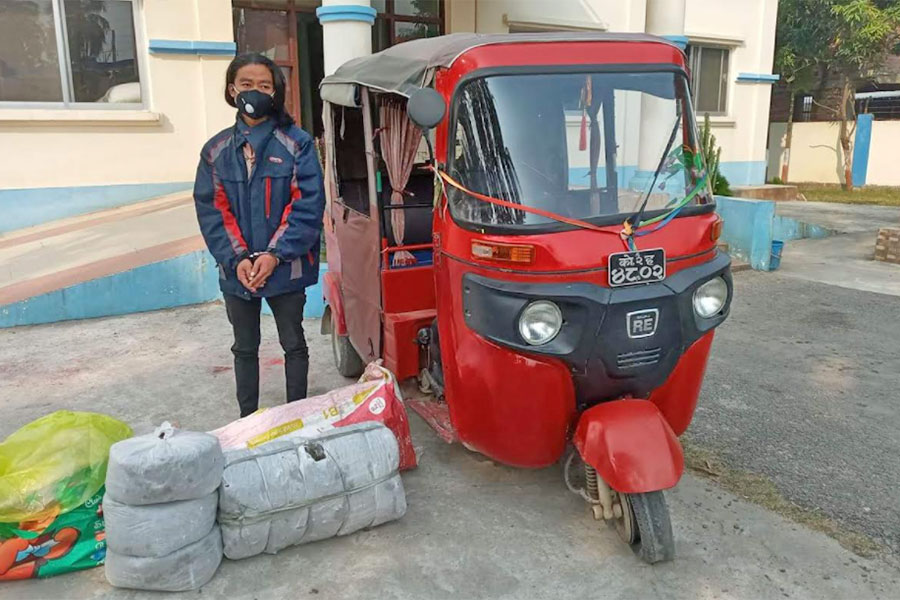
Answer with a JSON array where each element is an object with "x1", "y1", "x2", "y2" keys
[{"x1": 381, "y1": 170, "x2": 434, "y2": 247}]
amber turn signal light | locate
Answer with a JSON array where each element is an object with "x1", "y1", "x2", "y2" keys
[
  {"x1": 710, "y1": 217, "x2": 724, "y2": 242},
  {"x1": 471, "y1": 241, "x2": 535, "y2": 264}
]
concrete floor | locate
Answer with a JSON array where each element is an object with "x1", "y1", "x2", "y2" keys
[
  {"x1": 774, "y1": 201, "x2": 900, "y2": 235},
  {"x1": 692, "y1": 271, "x2": 900, "y2": 553},
  {"x1": 773, "y1": 201, "x2": 900, "y2": 297},
  {"x1": 1, "y1": 303, "x2": 899, "y2": 599}
]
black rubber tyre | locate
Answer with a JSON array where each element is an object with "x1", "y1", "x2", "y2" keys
[
  {"x1": 619, "y1": 491, "x2": 676, "y2": 564},
  {"x1": 331, "y1": 327, "x2": 364, "y2": 378}
]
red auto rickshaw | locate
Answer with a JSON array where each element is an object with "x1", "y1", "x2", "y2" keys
[{"x1": 318, "y1": 32, "x2": 732, "y2": 563}]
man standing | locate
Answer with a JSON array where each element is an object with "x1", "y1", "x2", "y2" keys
[{"x1": 194, "y1": 53, "x2": 325, "y2": 417}]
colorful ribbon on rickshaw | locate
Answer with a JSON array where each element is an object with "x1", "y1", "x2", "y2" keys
[{"x1": 432, "y1": 167, "x2": 710, "y2": 252}]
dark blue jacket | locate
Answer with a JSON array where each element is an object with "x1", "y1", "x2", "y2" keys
[{"x1": 193, "y1": 118, "x2": 325, "y2": 299}]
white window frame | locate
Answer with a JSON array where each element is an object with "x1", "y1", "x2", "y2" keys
[
  {"x1": 687, "y1": 43, "x2": 731, "y2": 117},
  {"x1": 0, "y1": 0, "x2": 147, "y2": 110}
]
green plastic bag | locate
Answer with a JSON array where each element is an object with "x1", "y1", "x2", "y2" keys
[
  {"x1": 0, "y1": 411, "x2": 132, "y2": 523},
  {"x1": 0, "y1": 487, "x2": 107, "y2": 580}
]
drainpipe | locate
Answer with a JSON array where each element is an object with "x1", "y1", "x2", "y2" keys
[
  {"x1": 317, "y1": 0, "x2": 376, "y2": 76},
  {"x1": 630, "y1": 0, "x2": 687, "y2": 192}
]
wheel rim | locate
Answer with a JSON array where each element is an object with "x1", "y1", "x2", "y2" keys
[{"x1": 614, "y1": 492, "x2": 638, "y2": 545}]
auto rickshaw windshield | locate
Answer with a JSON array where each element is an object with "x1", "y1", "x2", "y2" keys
[{"x1": 448, "y1": 70, "x2": 711, "y2": 230}]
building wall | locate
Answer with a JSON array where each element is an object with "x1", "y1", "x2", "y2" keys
[
  {"x1": 684, "y1": 0, "x2": 778, "y2": 187},
  {"x1": 0, "y1": 0, "x2": 236, "y2": 230},
  {"x1": 769, "y1": 119, "x2": 900, "y2": 186},
  {"x1": 445, "y1": 0, "x2": 779, "y2": 187},
  {"x1": 767, "y1": 122, "x2": 847, "y2": 185}
]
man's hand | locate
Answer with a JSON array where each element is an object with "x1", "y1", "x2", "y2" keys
[
  {"x1": 236, "y1": 258, "x2": 256, "y2": 292},
  {"x1": 249, "y1": 253, "x2": 279, "y2": 290}
]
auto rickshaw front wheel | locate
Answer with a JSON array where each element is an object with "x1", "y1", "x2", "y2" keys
[{"x1": 614, "y1": 491, "x2": 675, "y2": 564}]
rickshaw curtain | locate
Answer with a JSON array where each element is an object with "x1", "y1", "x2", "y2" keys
[{"x1": 379, "y1": 98, "x2": 423, "y2": 267}]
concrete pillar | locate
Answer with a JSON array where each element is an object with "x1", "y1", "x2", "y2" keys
[
  {"x1": 316, "y1": 0, "x2": 376, "y2": 76},
  {"x1": 631, "y1": 0, "x2": 687, "y2": 191}
]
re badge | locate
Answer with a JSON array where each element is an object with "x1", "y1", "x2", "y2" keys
[{"x1": 626, "y1": 309, "x2": 659, "y2": 339}]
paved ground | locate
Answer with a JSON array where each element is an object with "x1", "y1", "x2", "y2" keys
[
  {"x1": 776, "y1": 233, "x2": 900, "y2": 297},
  {"x1": 689, "y1": 271, "x2": 900, "y2": 555},
  {"x1": 1, "y1": 304, "x2": 899, "y2": 599},
  {"x1": 774, "y1": 201, "x2": 900, "y2": 234},
  {"x1": 771, "y1": 201, "x2": 900, "y2": 297}
]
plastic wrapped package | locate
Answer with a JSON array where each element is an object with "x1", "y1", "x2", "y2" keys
[
  {"x1": 218, "y1": 422, "x2": 407, "y2": 560},
  {"x1": 105, "y1": 423, "x2": 224, "y2": 505},
  {"x1": 102, "y1": 491, "x2": 218, "y2": 558},
  {"x1": 211, "y1": 363, "x2": 416, "y2": 470},
  {"x1": 104, "y1": 525, "x2": 223, "y2": 592},
  {"x1": 0, "y1": 411, "x2": 132, "y2": 523}
]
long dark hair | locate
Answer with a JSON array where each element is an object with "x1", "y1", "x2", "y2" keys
[{"x1": 225, "y1": 53, "x2": 294, "y2": 128}]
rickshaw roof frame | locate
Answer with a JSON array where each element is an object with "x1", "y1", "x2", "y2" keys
[{"x1": 319, "y1": 32, "x2": 684, "y2": 107}]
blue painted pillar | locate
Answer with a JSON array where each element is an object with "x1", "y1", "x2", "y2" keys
[{"x1": 852, "y1": 113, "x2": 873, "y2": 188}]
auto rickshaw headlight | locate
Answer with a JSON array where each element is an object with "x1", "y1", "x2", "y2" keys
[
  {"x1": 693, "y1": 277, "x2": 728, "y2": 318},
  {"x1": 518, "y1": 301, "x2": 563, "y2": 346}
]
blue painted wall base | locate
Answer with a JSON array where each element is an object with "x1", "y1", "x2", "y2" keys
[
  {"x1": 773, "y1": 216, "x2": 834, "y2": 241},
  {"x1": 0, "y1": 252, "x2": 327, "y2": 329},
  {"x1": 0, "y1": 182, "x2": 193, "y2": 233},
  {"x1": 715, "y1": 195, "x2": 776, "y2": 270}
]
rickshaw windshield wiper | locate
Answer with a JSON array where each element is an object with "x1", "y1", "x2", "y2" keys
[{"x1": 627, "y1": 114, "x2": 682, "y2": 232}]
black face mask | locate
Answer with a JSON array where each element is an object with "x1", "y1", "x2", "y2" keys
[{"x1": 235, "y1": 89, "x2": 274, "y2": 118}]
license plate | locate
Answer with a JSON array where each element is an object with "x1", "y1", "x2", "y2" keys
[{"x1": 608, "y1": 248, "x2": 666, "y2": 287}]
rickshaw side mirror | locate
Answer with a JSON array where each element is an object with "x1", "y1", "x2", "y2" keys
[{"x1": 407, "y1": 88, "x2": 446, "y2": 130}]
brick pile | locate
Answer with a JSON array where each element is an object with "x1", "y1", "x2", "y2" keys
[{"x1": 874, "y1": 227, "x2": 900, "y2": 264}]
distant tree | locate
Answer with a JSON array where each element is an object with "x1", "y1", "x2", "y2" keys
[
  {"x1": 773, "y1": 0, "x2": 832, "y2": 182},
  {"x1": 825, "y1": 0, "x2": 900, "y2": 189},
  {"x1": 773, "y1": 0, "x2": 900, "y2": 189}
]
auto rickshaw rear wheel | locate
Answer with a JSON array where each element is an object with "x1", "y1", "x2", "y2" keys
[
  {"x1": 614, "y1": 491, "x2": 675, "y2": 564},
  {"x1": 331, "y1": 326, "x2": 364, "y2": 378}
]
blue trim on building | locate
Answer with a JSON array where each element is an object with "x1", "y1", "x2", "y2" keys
[
  {"x1": 149, "y1": 40, "x2": 237, "y2": 56},
  {"x1": 316, "y1": 5, "x2": 377, "y2": 24},
  {"x1": 0, "y1": 182, "x2": 192, "y2": 234},
  {"x1": 568, "y1": 162, "x2": 765, "y2": 190},
  {"x1": 718, "y1": 161, "x2": 767, "y2": 186},
  {"x1": 736, "y1": 73, "x2": 780, "y2": 83},
  {"x1": 852, "y1": 113, "x2": 874, "y2": 187},
  {"x1": 662, "y1": 35, "x2": 689, "y2": 50},
  {"x1": 568, "y1": 166, "x2": 639, "y2": 189},
  {"x1": 0, "y1": 254, "x2": 327, "y2": 329},
  {"x1": 0, "y1": 251, "x2": 221, "y2": 328}
]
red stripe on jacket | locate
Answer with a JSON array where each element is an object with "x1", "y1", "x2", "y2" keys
[{"x1": 212, "y1": 169, "x2": 248, "y2": 254}]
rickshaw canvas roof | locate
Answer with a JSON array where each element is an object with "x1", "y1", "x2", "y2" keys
[{"x1": 319, "y1": 32, "x2": 679, "y2": 106}]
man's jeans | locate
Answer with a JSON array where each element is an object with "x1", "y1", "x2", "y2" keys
[{"x1": 224, "y1": 291, "x2": 309, "y2": 417}]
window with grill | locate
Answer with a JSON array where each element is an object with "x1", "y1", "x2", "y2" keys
[
  {"x1": 0, "y1": 0, "x2": 143, "y2": 106},
  {"x1": 686, "y1": 44, "x2": 729, "y2": 115},
  {"x1": 371, "y1": 0, "x2": 443, "y2": 53}
]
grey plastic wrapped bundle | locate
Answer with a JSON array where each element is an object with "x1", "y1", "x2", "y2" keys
[
  {"x1": 103, "y1": 491, "x2": 218, "y2": 557},
  {"x1": 105, "y1": 525, "x2": 223, "y2": 592},
  {"x1": 106, "y1": 422, "x2": 224, "y2": 505},
  {"x1": 104, "y1": 423, "x2": 224, "y2": 591},
  {"x1": 218, "y1": 422, "x2": 407, "y2": 560}
]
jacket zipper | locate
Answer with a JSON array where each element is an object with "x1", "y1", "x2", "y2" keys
[{"x1": 265, "y1": 178, "x2": 272, "y2": 219}]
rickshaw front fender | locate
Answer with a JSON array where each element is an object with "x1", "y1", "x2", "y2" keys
[{"x1": 574, "y1": 399, "x2": 684, "y2": 494}]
